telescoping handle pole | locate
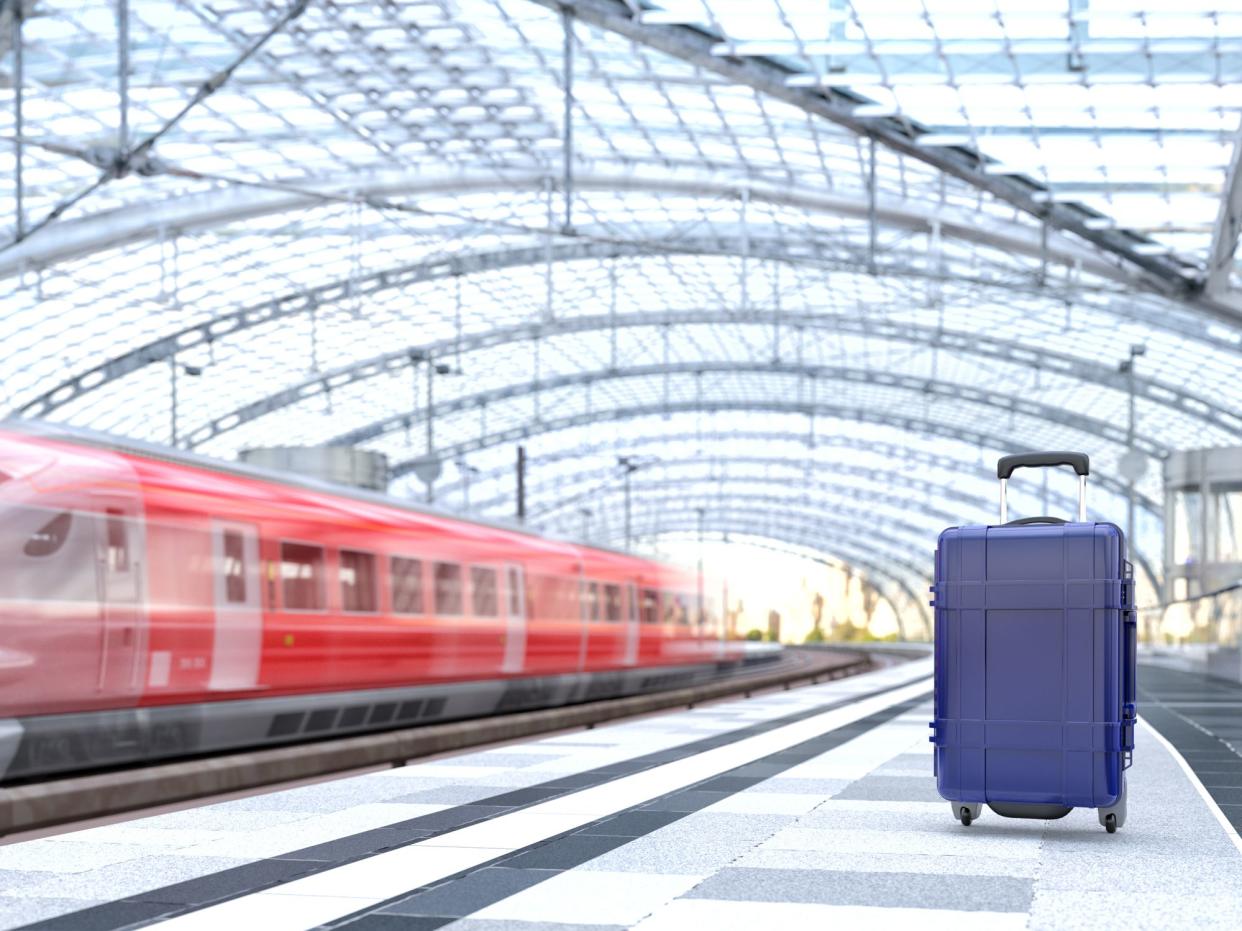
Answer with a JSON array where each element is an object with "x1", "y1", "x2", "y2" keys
[{"x1": 997, "y1": 451, "x2": 1090, "y2": 523}]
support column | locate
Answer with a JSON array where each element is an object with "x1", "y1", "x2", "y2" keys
[
  {"x1": 561, "y1": 5, "x2": 574, "y2": 233},
  {"x1": 169, "y1": 356, "x2": 179, "y2": 447},
  {"x1": 425, "y1": 358, "x2": 435, "y2": 503},
  {"x1": 12, "y1": 1, "x2": 24, "y2": 241},
  {"x1": 117, "y1": 0, "x2": 130, "y2": 159},
  {"x1": 739, "y1": 186, "x2": 750, "y2": 311},
  {"x1": 543, "y1": 177, "x2": 555, "y2": 321},
  {"x1": 867, "y1": 136, "x2": 877, "y2": 274},
  {"x1": 516, "y1": 445, "x2": 527, "y2": 523},
  {"x1": 608, "y1": 261, "x2": 618, "y2": 369}
]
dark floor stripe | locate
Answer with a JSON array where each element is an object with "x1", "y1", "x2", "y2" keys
[
  {"x1": 325, "y1": 693, "x2": 930, "y2": 929},
  {"x1": 17, "y1": 672, "x2": 926, "y2": 931},
  {"x1": 1139, "y1": 663, "x2": 1242, "y2": 832}
]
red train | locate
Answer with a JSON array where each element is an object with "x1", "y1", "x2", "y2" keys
[{"x1": 0, "y1": 423, "x2": 754, "y2": 781}]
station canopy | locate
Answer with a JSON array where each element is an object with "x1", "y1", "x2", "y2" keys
[{"x1": 3, "y1": 0, "x2": 1242, "y2": 620}]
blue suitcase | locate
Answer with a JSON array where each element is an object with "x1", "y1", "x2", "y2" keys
[{"x1": 930, "y1": 452, "x2": 1137, "y2": 833}]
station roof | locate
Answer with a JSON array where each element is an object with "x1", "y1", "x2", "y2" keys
[{"x1": 2, "y1": 0, "x2": 1242, "y2": 613}]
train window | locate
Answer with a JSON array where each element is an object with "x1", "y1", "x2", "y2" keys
[
  {"x1": 663, "y1": 591, "x2": 689, "y2": 625},
  {"x1": 341, "y1": 549, "x2": 378, "y2": 613},
  {"x1": 105, "y1": 509, "x2": 129, "y2": 573},
  {"x1": 434, "y1": 562, "x2": 463, "y2": 616},
  {"x1": 640, "y1": 588, "x2": 660, "y2": 625},
  {"x1": 223, "y1": 530, "x2": 246, "y2": 603},
  {"x1": 529, "y1": 573, "x2": 573, "y2": 622},
  {"x1": 604, "y1": 584, "x2": 623, "y2": 622},
  {"x1": 23, "y1": 511, "x2": 72, "y2": 558},
  {"x1": 582, "y1": 581, "x2": 600, "y2": 622},
  {"x1": 281, "y1": 542, "x2": 325, "y2": 611},
  {"x1": 391, "y1": 556, "x2": 424, "y2": 615},
  {"x1": 471, "y1": 566, "x2": 498, "y2": 617}
]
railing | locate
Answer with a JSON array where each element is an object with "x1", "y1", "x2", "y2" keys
[{"x1": 1138, "y1": 580, "x2": 1242, "y2": 649}]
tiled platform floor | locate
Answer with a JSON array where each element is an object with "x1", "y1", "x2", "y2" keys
[
  {"x1": 1138, "y1": 662, "x2": 1242, "y2": 831},
  {"x1": 1, "y1": 658, "x2": 1239, "y2": 931}
]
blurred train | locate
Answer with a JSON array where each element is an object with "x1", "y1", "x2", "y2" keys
[{"x1": 0, "y1": 422, "x2": 755, "y2": 782}]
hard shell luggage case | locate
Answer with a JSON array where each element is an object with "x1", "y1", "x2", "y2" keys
[{"x1": 930, "y1": 452, "x2": 1137, "y2": 833}]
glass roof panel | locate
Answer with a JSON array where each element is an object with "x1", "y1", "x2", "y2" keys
[
  {"x1": 655, "y1": 0, "x2": 1242, "y2": 266},
  {"x1": 0, "y1": 0, "x2": 1239, "y2": 589}
]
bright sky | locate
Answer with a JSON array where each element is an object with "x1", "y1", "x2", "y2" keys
[{"x1": 657, "y1": 537, "x2": 904, "y2": 643}]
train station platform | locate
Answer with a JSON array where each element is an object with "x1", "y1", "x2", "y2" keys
[{"x1": 2, "y1": 658, "x2": 1241, "y2": 931}]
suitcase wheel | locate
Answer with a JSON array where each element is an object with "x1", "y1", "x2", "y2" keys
[
  {"x1": 954, "y1": 802, "x2": 982, "y2": 826},
  {"x1": 1097, "y1": 774, "x2": 1127, "y2": 833}
]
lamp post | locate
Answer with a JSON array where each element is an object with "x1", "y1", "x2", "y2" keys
[
  {"x1": 169, "y1": 357, "x2": 203, "y2": 448},
  {"x1": 457, "y1": 458, "x2": 479, "y2": 511},
  {"x1": 412, "y1": 359, "x2": 456, "y2": 504},
  {"x1": 617, "y1": 455, "x2": 641, "y2": 550}
]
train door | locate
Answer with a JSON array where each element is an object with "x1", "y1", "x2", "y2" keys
[
  {"x1": 623, "y1": 581, "x2": 639, "y2": 665},
  {"x1": 501, "y1": 564, "x2": 527, "y2": 674},
  {"x1": 577, "y1": 572, "x2": 591, "y2": 672},
  {"x1": 209, "y1": 522, "x2": 263, "y2": 690},
  {"x1": 95, "y1": 507, "x2": 146, "y2": 695}
]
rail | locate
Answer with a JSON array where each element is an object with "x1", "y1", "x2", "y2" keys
[
  {"x1": 1139, "y1": 581, "x2": 1242, "y2": 683},
  {"x1": 1138, "y1": 581, "x2": 1242, "y2": 647}
]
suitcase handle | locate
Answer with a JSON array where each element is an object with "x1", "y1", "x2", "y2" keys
[
  {"x1": 997, "y1": 451, "x2": 1090, "y2": 479},
  {"x1": 1005, "y1": 517, "x2": 1067, "y2": 526},
  {"x1": 1123, "y1": 611, "x2": 1137, "y2": 708},
  {"x1": 997, "y1": 451, "x2": 1089, "y2": 523},
  {"x1": 1122, "y1": 595, "x2": 1137, "y2": 767}
]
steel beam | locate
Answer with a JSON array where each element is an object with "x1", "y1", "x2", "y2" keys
[
  {"x1": 17, "y1": 231, "x2": 1237, "y2": 429},
  {"x1": 375, "y1": 399, "x2": 1161, "y2": 517},
  {"x1": 585, "y1": 501, "x2": 934, "y2": 633},
  {"x1": 427, "y1": 431, "x2": 1092, "y2": 516},
  {"x1": 0, "y1": 168, "x2": 1125, "y2": 284},
  {"x1": 167, "y1": 311, "x2": 1240, "y2": 451},
  {"x1": 116, "y1": 0, "x2": 129, "y2": 157},
  {"x1": 321, "y1": 361, "x2": 1168, "y2": 460},
  {"x1": 2, "y1": 0, "x2": 312, "y2": 252},
  {"x1": 566, "y1": 488, "x2": 934, "y2": 551},
  {"x1": 525, "y1": 0, "x2": 1200, "y2": 297},
  {"x1": 561, "y1": 5, "x2": 575, "y2": 233},
  {"x1": 470, "y1": 458, "x2": 974, "y2": 523},
  {"x1": 611, "y1": 500, "x2": 933, "y2": 585},
  {"x1": 528, "y1": 472, "x2": 959, "y2": 529},
  {"x1": 11, "y1": 1, "x2": 23, "y2": 241},
  {"x1": 712, "y1": 36, "x2": 1242, "y2": 60},
  {"x1": 462, "y1": 457, "x2": 1160, "y2": 592}
]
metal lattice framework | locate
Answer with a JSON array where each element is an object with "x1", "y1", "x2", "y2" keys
[
  {"x1": 3, "y1": 0, "x2": 1242, "y2": 616},
  {"x1": 444, "y1": 445, "x2": 1164, "y2": 592}
]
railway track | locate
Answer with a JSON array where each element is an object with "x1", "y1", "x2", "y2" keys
[{"x1": 0, "y1": 648, "x2": 871, "y2": 838}]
